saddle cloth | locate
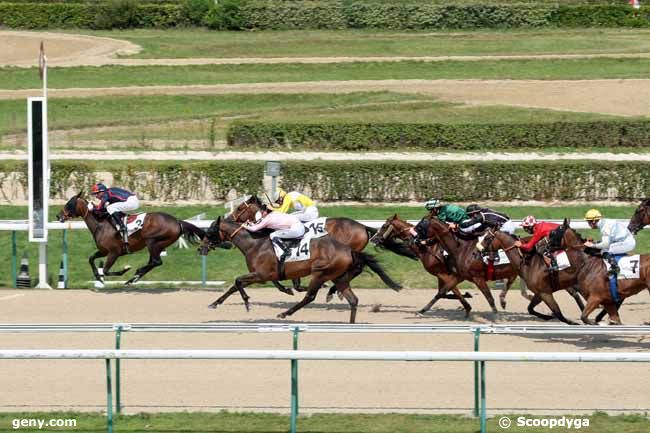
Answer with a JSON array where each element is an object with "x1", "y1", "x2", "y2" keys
[
  {"x1": 125, "y1": 213, "x2": 146, "y2": 236},
  {"x1": 273, "y1": 230, "x2": 326, "y2": 263},
  {"x1": 552, "y1": 250, "x2": 572, "y2": 271},
  {"x1": 482, "y1": 250, "x2": 510, "y2": 265},
  {"x1": 303, "y1": 217, "x2": 328, "y2": 237},
  {"x1": 604, "y1": 255, "x2": 641, "y2": 279}
]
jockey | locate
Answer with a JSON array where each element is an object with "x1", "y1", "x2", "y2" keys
[
  {"x1": 459, "y1": 204, "x2": 516, "y2": 236},
  {"x1": 245, "y1": 207, "x2": 305, "y2": 262},
  {"x1": 583, "y1": 209, "x2": 636, "y2": 276},
  {"x1": 515, "y1": 216, "x2": 560, "y2": 270},
  {"x1": 413, "y1": 198, "x2": 467, "y2": 245},
  {"x1": 273, "y1": 188, "x2": 319, "y2": 222},
  {"x1": 91, "y1": 183, "x2": 139, "y2": 249}
]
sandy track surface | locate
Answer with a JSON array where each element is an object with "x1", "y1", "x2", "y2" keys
[
  {"x1": 4, "y1": 79, "x2": 650, "y2": 117},
  {"x1": 5, "y1": 30, "x2": 650, "y2": 67},
  {"x1": 3, "y1": 150, "x2": 650, "y2": 161},
  {"x1": 0, "y1": 289, "x2": 648, "y2": 415}
]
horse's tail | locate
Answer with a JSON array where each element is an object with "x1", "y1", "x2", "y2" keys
[
  {"x1": 354, "y1": 251, "x2": 402, "y2": 292},
  {"x1": 365, "y1": 225, "x2": 418, "y2": 261},
  {"x1": 179, "y1": 221, "x2": 205, "y2": 245}
]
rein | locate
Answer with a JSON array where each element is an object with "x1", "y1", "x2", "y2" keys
[{"x1": 229, "y1": 223, "x2": 246, "y2": 239}]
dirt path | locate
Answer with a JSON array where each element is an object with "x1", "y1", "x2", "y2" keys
[
  {"x1": 5, "y1": 30, "x2": 650, "y2": 68},
  {"x1": 0, "y1": 288, "x2": 648, "y2": 415},
  {"x1": 3, "y1": 150, "x2": 650, "y2": 161},
  {"x1": 4, "y1": 79, "x2": 650, "y2": 117}
]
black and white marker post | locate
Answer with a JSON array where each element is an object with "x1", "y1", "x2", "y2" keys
[{"x1": 28, "y1": 41, "x2": 51, "y2": 289}]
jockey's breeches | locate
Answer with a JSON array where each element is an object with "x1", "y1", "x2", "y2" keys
[
  {"x1": 606, "y1": 236, "x2": 636, "y2": 255},
  {"x1": 106, "y1": 195, "x2": 139, "y2": 215},
  {"x1": 270, "y1": 223, "x2": 305, "y2": 240},
  {"x1": 291, "y1": 205, "x2": 319, "y2": 222},
  {"x1": 500, "y1": 220, "x2": 516, "y2": 235}
]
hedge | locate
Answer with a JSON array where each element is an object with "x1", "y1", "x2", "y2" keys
[
  {"x1": 227, "y1": 121, "x2": 650, "y2": 151},
  {"x1": 1, "y1": 1, "x2": 648, "y2": 29},
  {"x1": 1, "y1": 160, "x2": 648, "y2": 202}
]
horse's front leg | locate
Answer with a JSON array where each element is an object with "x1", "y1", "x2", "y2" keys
[
  {"x1": 209, "y1": 272, "x2": 263, "y2": 311},
  {"x1": 88, "y1": 250, "x2": 107, "y2": 282}
]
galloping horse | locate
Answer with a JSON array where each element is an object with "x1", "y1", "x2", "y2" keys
[
  {"x1": 371, "y1": 214, "x2": 473, "y2": 317},
  {"x1": 424, "y1": 217, "x2": 518, "y2": 316},
  {"x1": 627, "y1": 198, "x2": 650, "y2": 235},
  {"x1": 57, "y1": 192, "x2": 205, "y2": 286},
  {"x1": 200, "y1": 217, "x2": 380, "y2": 323},
  {"x1": 228, "y1": 195, "x2": 411, "y2": 294},
  {"x1": 558, "y1": 220, "x2": 650, "y2": 324},
  {"x1": 478, "y1": 228, "x2": 585, "y2": 324}
]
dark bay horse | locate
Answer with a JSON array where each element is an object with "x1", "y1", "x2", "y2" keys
[
  {"x1": 478, "y1": 228, "x2": 585, "y2": 325},
  {"x1": 57, "y1": 192, "x2": 205, "y2": 285},
  {"x1": 228, "y1": 195, "x2": 412, "y2": 294},
  {"x1": 559, "y1": 220, "x2": 650, "y2": 324},
  {"x1": 628, "y1": 198, "x2": 650, "y2": 235},
  {"x1": 200, "y1": 217, "x2": 379, "y2": 323},
  {"x1": 371, "y1": 214, "x2": 473, "y2": 317},
  {"x1": 424, "y1": 217, "x2": 519, "y2": 317}
]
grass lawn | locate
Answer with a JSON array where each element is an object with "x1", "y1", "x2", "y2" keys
[
  {"x1": 0, "y1": 411, "x2": 648, "y2": 433},
  {"x1": 0, "y1": 204, "x2": 645, "y2": 290},
  {"x1": 0, "y1": 92, "x2": 617, "y2": 150},
  {"x1": 80, "y1": 28, "x2": 650, "y2": 59},
  {"x1": 5, "y1": 58, "x2": 650, "y2": 91}
]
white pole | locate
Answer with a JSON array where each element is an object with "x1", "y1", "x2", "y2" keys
[{"x1": 36, "y1": 243, "x2": 51, "y2": 289}]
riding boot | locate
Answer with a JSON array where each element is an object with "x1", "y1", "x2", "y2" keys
[
  {"x1": 273, "y1": 239, "x2": 290, "y2": 262},
  {"x1": 603, "y1": 252, "x2": 619, "y2": 277},
  {"x1": 111, "y1": 213, "x2": 130, "y2": 253}
]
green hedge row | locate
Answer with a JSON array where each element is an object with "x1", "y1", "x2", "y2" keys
[
  {"x1": 227, "y1": 121, "x2": 650, "y2": 151},
  {"x1": 1, "y1": 1, "x2": 648, "y2": 29},
  {"x1": 0, "y1": 160, "x2": 647, "y2": 202}
]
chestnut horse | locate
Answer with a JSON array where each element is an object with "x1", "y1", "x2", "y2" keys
[
  {"x1": 424, "y1": 217, "x2": 519, "y2": 316},
  {"x1": 478, "y1": 228, "x2": 585, "y2": 325},
  {"x1": 57, "y1": 192, "x2": 205, "y2": 286},
  {"x1": 200, "y1": 217, "x2": 383, "y2": 323},
  {"x1": 371, "y1": 214, "x2": 473, "y2": 316},
  {"x1": 559, "y1": 220, "x2": 650, "y2": 324},
  {"x1": 228, "y1": 195, "x2": 411, "y2": 294}
]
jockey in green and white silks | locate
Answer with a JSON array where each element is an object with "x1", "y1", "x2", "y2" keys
[{"x1": 583, "y1": 209, "x2": 635, "y2": 276}]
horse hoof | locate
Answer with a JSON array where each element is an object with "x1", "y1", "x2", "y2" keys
[
  {"x1": 124, "y1": 265, "x2": 131, "y2": 271},
  {"x1": 245, "y1": 304, "x2": 251, "y2": 312},
  {"x1": 93, "y1": 281, "x2": 105, "y2": 289},
  {"x1": 325, "y1": 294, "x2": 333, "y2": 303},
  {"x1": 500, "y1": 301, "x2": 507, "y2": 310},
  {"x1": 208, "y1": 303, "x2": 218, "y2": 309},
  {"x1": 277, "y1": 313, "x2": 287, "y2": 319},
  {"x1": 415, "y1": 311, "x2": 426, "y2": 318}
]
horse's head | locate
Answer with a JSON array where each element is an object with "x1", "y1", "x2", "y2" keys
[
  {"x1": 199, "y1": 217, "x2": 224, "y2": 255},
  {"x1": 371, "y1": 214, "x2": 414, "y2": 246},
  {"x1": 229, "y1": 195, "x2": 265, "y2": 223},
  {"x1": 628, "y1": 199, "x2": 650, "y2": 235},
  {"x1": 57, "y1": 191, "x2": 86, "y2": 222},
  {"x1": 476, "y1": 229, "x2": 515, "y2": 253}
]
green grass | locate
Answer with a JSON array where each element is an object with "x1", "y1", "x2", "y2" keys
[
  {"x1": 1, "y1": 205, "x2": 646, "y2": 290},
  {"x1": 0, "y1": 411, "x2": 648, "y2": 433},
  {"x1": 81, "y1": 28, "x2": 650, "y2": 59},
  {"x1": 5, "y1": 58, "x2": 650, "y2": 91},
  {"x1": 0, "y1": 93, "x2": 617, "y2": 150}
]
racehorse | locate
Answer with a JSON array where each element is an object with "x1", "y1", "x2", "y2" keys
[
  {"x1": 200, "y1": 217, "x2": 380, "y2": 323},
  {"x1": 627, "y1": 198, "x2": 650, "y2": 235},
  {"x1": 370, "y1": 214, "x2": 473, "y2": 317},
  {"x1": 558, "y1": 219, "x2": 650, "y2": 324},
  {"x1": 57, "y1": 192, "x2": 205, "y2": 286},
  {"x1": 227, "y1": 195, "x2": 412, "y2": 294},
  {"x1": 423, "y1": 217, "x2": 519, "y2": 317},
  {"x1": 478, "y1": 228, "x2": 585, "y2": 325}
]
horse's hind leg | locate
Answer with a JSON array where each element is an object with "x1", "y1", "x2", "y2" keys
[
  {"x1": 417, "y1": 275, "x2": 462, "y2": 316},
  {"x1": 595, "y1": 300, "x2": 622, "y2": 323},
  {"x1": 527, "y1": 294, "x2": 554, "y2": 321},
  {"x1": 499, "y1": 275, "x2": 518, "y2": 310},
  {"x1": 539, "y1": 292, "x2": 577, "y2": 325},
  {"x1": 278, "y1": 276, "x2": 325, "y2": 319},
  {"x1": 339, "y1": 286, "x2": 359, "y2": 324},
  {"x1": 272, "y1": 281, "x2": 294, "y2": 296},
  {"x1": 103, "y1": 253, "x2": 132, "y2": 277},
  {"x1": 475, "y1": 278, "x2": 498, "y2": 315},
  {"x1": 125, "y1": 241, "x2": 164, "y2": 285}
]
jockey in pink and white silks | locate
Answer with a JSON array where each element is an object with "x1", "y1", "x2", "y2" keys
[{"x1": 245, "y1": 207, "x2": 305, "y2": 262}]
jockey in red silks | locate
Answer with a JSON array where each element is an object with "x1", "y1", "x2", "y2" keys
[
  {"x1": 515, "y1": 215, "x2": 560, "y2": 270},
  {"x1": 91, "y1": 183, "x2": 140, "y2": 249}
]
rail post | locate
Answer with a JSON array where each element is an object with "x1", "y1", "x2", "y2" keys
[
  {"x1": 62, "y1": 229, "x2": 68, "y2": 288},
  {"x1": 11, "y1": 230, "x2": 17, "y2": 288},
  {"x1": 290, "y1": 326, "x2": 300, "y2": 433},
  {"x1": 201, "y1": 255, "x2": 207, "y2": 288},
  {"x1": 473, "y1": 327, "x2": 480, "y2": 417},
  {"x1": 114, "y1": 326, "x2": 123, "y2": 414},
  {"x1": 480, "y1": 361, "x2": 487, "y2": 433},
  {"x1": 105, "y1": 358, "x2": 113, "y2": 433}
]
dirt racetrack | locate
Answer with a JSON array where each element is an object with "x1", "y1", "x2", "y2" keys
[{"x1": 0, "y1": 288, "x2": 648, "y2": 415}]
